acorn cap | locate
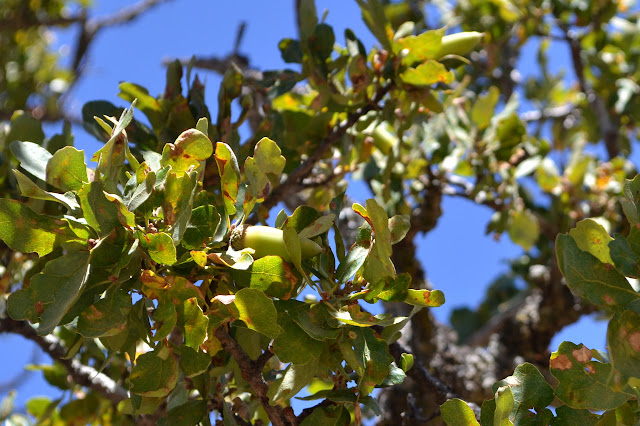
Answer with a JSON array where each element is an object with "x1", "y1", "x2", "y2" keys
[{"x1": 229, "y1": 224, "x2": 248, "y2": 251}]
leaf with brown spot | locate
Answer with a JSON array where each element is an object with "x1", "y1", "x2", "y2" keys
[
  {"x1": 46, "y1": 146, "x2": 89, "y2": 192},
  {"x1": 569, "y1": 219, "x2": 614, "y2": 265},
  {"x1": 161, "y1": 129, "x2": 213, "y2": 173},
  {"x1": 608, "y1": 310, "x2": 640, "y2": 380},
  {"x1": 556, "y1": 234, "x2": 640, "y2": 311},
  {"x1": 214, "y1": 142, "x2": 240, "y2": 215},
  {"x1": 550, "y1": 341, "x2": 633, "y2": 410},
  {"x1": 0, "y1": 199, "x2": 82, "y2": 256}
]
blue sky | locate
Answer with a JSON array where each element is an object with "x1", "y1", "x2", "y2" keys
[{"x1": 1, "y1": 0, "x2": 609, "y2": 417}]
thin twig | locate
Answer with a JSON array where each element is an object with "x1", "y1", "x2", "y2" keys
[
  {"x1": 0, "y1": 316, "x2": 128, "y2": 403},
  {"x1": 256, "y1": 82, "x2": 394, "y2": 217},
  {"x1": 213, "y1": 326, "x2": 291, "y2": 426}
]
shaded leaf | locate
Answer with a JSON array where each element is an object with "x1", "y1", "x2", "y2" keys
[
  {"x1": 273, "y1": 310, "x2": 324, "y2": 364},
  {"x1": 268, "y1": 358, "x2": 318, "y2": 404},
  {"x1": 129, "y1": 348, "x2": 178, "y2": 397},
  {"x1": 607, "y1": 310, "x2": 640, "y2": 380},
  {"x1": 77, "y1": 289, "x2": 130, "y2": 338},
  {"x1": 7, "y1": 251, "x2": 90, "y2": 335},
  {"x1": 78, "y1": 181, "x2": 122, "y2": 237},
  {"x1": 183, "y1": 298, "x2": 208, "y2": 349},
  {"x1": 556, "y1": 234, "x2": 639, "y2": 310},
  {"x1": 180, "y1": 346, "x2": 211, "y2": 377}
]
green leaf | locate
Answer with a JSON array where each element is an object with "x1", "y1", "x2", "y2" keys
[
  {"x1": 332, "y1": 304, "x2": 400, "y2": 327},
  {"x1": 358, "y1": 200, "x2": 395, "y2": 285},
  {"x1": 152, "y1": 302, "x2": 177, "y2": 341},
  {"x1": 123, "y1": 166, "x2": 157, "y2": 212},
  {"x1": 183, "y1": 298, "x2": 208, "y2": 349},
  {"x1": 167, "y1": 400, "x2": 208, "y2": 425},
  {"x1": 78, "y1": 181, "x2": 122, "y2": 237},
  {"x1": 556, "y1": 234, "x2": 639, "y2": 310},
  {"x1": 569, "y1": 219, "x2": 614, "y2": 265},
  {"x1": 0, "y1": 199, "x2": 80, "y2": 256},
  {"x1": 404, "y1": 289, "x2": 445, "y2": 307},
  {"x1": 492, "y1": 363, "x2": 554, "y2": 424},
  {"x1": 291, "y1": 302, "x2": 340, "y2": 340},
  {"x1": 400, "y1": 353, "x2": 413, "y2": 372},
  {"x1": 336, "y1": 245, "x2": 368, "y2": 284},
  {"x1": 92, "y1": 102, "x2": 134, "y2": 192},
  {"x1": 140, "y1": 232, "x2": 177, "y2": 265},
  {"x1": 215, "y1": 142, "x2": 241, "y2": 216},
  {"x1": 6, "y1": 110, "x2": 45, "y2": 145},
  {"x1": 350, "y1": 327, "x2": 394, "y2": 391},
  {"x1": 118, "y1": 82, "x2": 163, "y2": 130},
  {"x1": 234, "y1": 288, "x2": 282, "y2": 339},
  {"x1": 13, "y1": 170, "x2": 79, "y2": 211},
  {"x1": 621, "y1": 176, "x2": 640, "y2": 225},
  {"x1": 45, "y1": 146, "x2": 88, "y2": 192},
  {"x1": 129, "y1": 348, "x2": 178, "y2": 397},
  {"x1": 388, "y1": 215, "x2": 410, "y2": 244},
  {"x1": 471, "y1": 86, "x2": 500, "y2": 130},
  {"x1": 299, "y1": 214, "x2": 336, "y2": 239},
  {"x1": 550, "y1": 341, "x2": 633, "y2": 410},
  {"x1": 607, "y1": 310, "x2": 640, "y2": 380},
  {"x1": 179, "y1": 346, "x2": 211, "y2": 378},
  {"x1": 182, "y1": 204, "x2": 220, "y2": 249},
  {"x1": 283, "y1": 226, "x2": 303, "y2": 271},
  {"x1": 399, "y1": 60, "x2": 455, "y2": 86},
  {"x1": 244, "y1": 137, "x2": 286, "y2": 203},
  {"x1": 273, "y1": 309, "x2": 324, "y2": 364},
  {"x1": 234, "y1": 255, "x2": 301, "y2": 299},
  {"x1": 268, "y1": 358, "x2": 318, "y2": 404},
  {"x1": 392, "y1": 28, "x2": 445, "y2": 66},
  {"x1": 550, "y1": 405, "x2": 600, "y2": 425},
  {"x1": 440, "y1": 398, "x2": 480, "y2": 426},
  {"x1": 300, "y1": 404, "x2": 350, "y2": 426},
  {"x1": 161, "y1": 128, "x2": 213, "y2": 173},
  {"x1": 7, "y1": 251, "x2": 90, "y2": 335},
  {"x1": 10, "y1": 141, "x2": 52, "y2": 181},
  {"x1": 355, "y1": 0, "x2": 392, "y2": 51},
  {"x1": 493, "y1": 386, "x2": 515, "y2": 425},
  {"x1": 508, "y1": 209, "x2": 540, "y2": 251},
  {"x1": 362, "y1": 273, "x2": 411, "y2": 303},
  {"x1": 610, "y1": 227, "x2": 640, "y2": 278},
  {"x1": 77, "y1": 289, "x2": 130, "y2": 338},
  {"x1": 163, "y1": 170, "x2": 198, "y2": 242}
]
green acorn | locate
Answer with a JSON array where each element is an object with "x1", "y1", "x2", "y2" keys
[
  {"x1": 230, "y1": 225, "x2": 322, "y2": 262},
  {"x1": 435, "y1": 31, "x2": 484, "y2": 59}
]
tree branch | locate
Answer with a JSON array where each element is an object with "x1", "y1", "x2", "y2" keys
[
  {"x1": 213, "y1": 326, "x2": 291, "y2": 426},
  {"x1": 0, "y1": 316, "x2": 128, "y2": 403},
  {"x1": 563, "y1": 29, "x2": 619, "y2": 159},
  {"x1": 257, "y1": 82, "x2": 393, "y2": 216}
]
